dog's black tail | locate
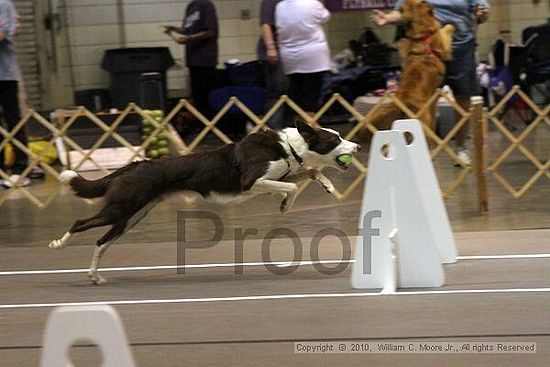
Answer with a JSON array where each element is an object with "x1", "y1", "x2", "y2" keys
[{"x1": 59, "y1": 161, "x2": 140, "y2": 198}]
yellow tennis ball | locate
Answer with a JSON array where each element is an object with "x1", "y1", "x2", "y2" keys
[{"x1": 337, "y1": 154, "x2": 353, "y2": 166}]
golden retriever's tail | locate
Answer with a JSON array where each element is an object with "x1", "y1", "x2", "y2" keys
[{"x1": 366, "y1": 104, "x2": 405, "y2": 131}]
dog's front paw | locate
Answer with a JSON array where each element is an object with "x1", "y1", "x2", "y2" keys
[
  {"x1": 323, "y1": 182, "x2": 335, "y2": 194},
  {"x1": 316, "y1": 177, "x2": 335, "y2": 194},
  {"x1": 88, "y1": 271, "x2": 106, "y2": 285}
]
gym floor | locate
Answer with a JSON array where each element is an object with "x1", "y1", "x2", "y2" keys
[{"x1": 0, "y1": 128, "x2": 549, "y2": 366}]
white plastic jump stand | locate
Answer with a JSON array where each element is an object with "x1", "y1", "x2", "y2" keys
[
  {"x1": 352, "y1": 119, "x2": 456, "y2": 292},
  {"x1": 40, "y1": 305, "x2": 136, "y2": 367},
  {"x1": 392, "y1": 119, "x2": 457, "y2": 264}
]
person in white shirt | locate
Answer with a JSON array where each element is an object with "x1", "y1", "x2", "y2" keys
[{"x1": 275, "y1": 0, "x2": 331, "y2": 119}]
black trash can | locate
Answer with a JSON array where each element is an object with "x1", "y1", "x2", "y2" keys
[{"x1": 101, "y1": 47, "x2": 175, "y2": 109}]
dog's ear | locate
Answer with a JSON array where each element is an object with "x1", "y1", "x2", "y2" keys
[{"x1": 296, "y1": 119, "x2": 318, "y2": 145}]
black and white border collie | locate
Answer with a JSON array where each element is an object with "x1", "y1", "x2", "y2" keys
[{"x1": 49, "y1": 121, "x2": 361, "y2": 284}]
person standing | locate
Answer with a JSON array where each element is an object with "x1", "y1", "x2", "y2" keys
[
  {"x1": 257, "y1": 0, "x2": 288, "y2": 130},
  {"x1": 371, "y1": 0, "x2": 490, "y2": 166},
  {"x1": 275, "y1": 0, "x2": 331, "y2": 120},
  {"x1": 163, "y1": 0, "x2": 219, "y2": 117},
  {"x1": 0, "y1": 0, "x2": 29, "y2": 188}
]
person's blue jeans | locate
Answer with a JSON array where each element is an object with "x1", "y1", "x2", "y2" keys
[{"x1": 446, "y1": 39, "x2": 479, "y2": 98}]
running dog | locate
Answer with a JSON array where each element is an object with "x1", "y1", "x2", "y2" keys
[
  {"x1": 48, "y1": 121, "x2": 361, "y2": 285},
  {"x1": 365, "y1": 0, "x2": 454, "y2": 133}
]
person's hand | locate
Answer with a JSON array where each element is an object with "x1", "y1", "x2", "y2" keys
[
  {"x1": 476, "y1": 6, "x2": 490, "y2": 24},
  {"x1": 162, "y1": 25, "x2": 176, "y2": 34},
  {"x1": 371, "y1": 10, "x2": 389, "y2": 27},
  {"x1": 266, "y1": 46, "x2": 278, "y2": 63}
]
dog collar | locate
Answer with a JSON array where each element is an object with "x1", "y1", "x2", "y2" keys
[
  {"x1": 408, "y1": 35, "x2": 443, "y2": 60},
  {"x1": 408, "y1": 31, "x2": 443, "y2": 60},
  {"x1": 284, "y1": 133, "x2": 304, "y2": 166},
  {"x1": 410, "y1": 46, "x2": 443, "y2": 59},
  {"x1": 289, "y1": 144, "x2": 304, "y2": 166},
  {"x1": 278, "y1": 138, "x2": 304, "y2": 181}
]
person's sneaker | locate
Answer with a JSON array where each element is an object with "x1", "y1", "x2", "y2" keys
[
  {"x1": 455, "y1": 149, "x2": 472, "y2": 167},
  {"x1": 1, "y1": 174, "x2": 31, "y2": 188},
  {"x1": 29, "y1": 166, "x2": 45, "y2": 179}
]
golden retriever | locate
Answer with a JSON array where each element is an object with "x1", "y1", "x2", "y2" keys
[{"x1": 364, "y1": 0, "x2": 454, "y2": 133}]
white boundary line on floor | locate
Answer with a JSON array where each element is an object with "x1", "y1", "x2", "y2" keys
[
  {"x1": 0, "y1": 260, "x2": 345, "y2": 276},
  {"x1": 1, "y1": 253, "x2": 550, "y2": 276},
  {"x1": 1, "y1": 287, "x2": 550, "y2": 310}
]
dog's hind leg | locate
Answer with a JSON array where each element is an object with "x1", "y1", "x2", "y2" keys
[
  {"x1": 48, "y1": 232, "x2": 73, "y2": 250},
  {"x1": 48, "y1": 215, "x2": 113, "y2": 250},
  {"x1": 88, "y1": 221, "x2": 127, "y2": 285},
  {"x1": 87, "y1": 199, "x2": 160, "y2": 285}
]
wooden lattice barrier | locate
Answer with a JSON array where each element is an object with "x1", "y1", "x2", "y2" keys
[
  {"x1": 487, "y1": 86, "x2": 550, "y2": 198},
  {"x1": 0, "y1": 108, "x2": 117, "y2": 208},
  {"x1": 0, "y1": 92, "x2": 486, "y2": 209},
  {"x1": 0, "y1": 110, "x2": 61, "y2": 208}
]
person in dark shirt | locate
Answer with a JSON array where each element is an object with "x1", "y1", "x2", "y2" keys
[
  {"x1": 256, "y1": 0, "x2": 287, "y2": 129},
  {"x1": 163, "y1": 0, "x2": 218, "y2": 117}
]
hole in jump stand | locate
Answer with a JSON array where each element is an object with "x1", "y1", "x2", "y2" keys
[
  {"x1": 69, "y1": 340, "x2": 104, "y2": 367},
  {"x1": 403, "y1": 131, "x2": 414, "y2": 145},
  {"x1": 380, "y1": 143, "x2": 396, "y2": 160}
]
